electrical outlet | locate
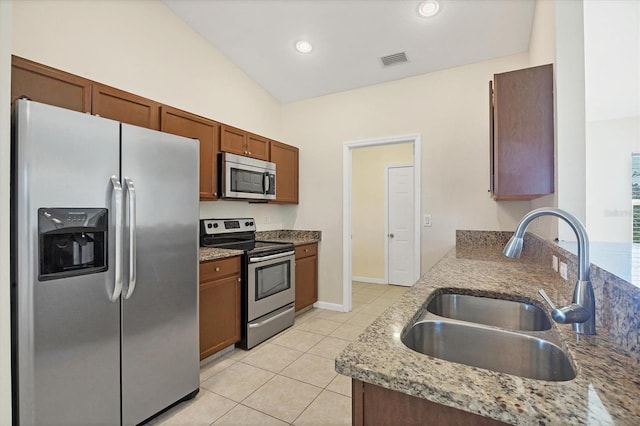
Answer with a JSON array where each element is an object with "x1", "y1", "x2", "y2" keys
[
  {"x1": 559, "y1": 261, "x2": 568, "y2": 280},
  {"x1": 423, "y1": 214, "x2": 432, "y2": 227},
  {"x1": 552, "y1": 255, "x2": 558, "y2": 272}
]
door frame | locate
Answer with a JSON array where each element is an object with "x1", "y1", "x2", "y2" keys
[
  {"x1": 342, "y1": 134, "x2": 421, "y2": 312},
  {"x1": 385, "y1": 164, "x2": 414, "y2": 286}
]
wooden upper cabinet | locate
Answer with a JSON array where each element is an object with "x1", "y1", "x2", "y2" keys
[
  {"x1": 246, "y1": 133, "x2": 270, "y2": 161},
  {"x1": 270, "y1": 140, "x2": 299, "y2": 204},
  {"x1": 91, "y1": 83, "x2": 160, "y2": 130},
  {"x1": 160, "y1": 106, "x2": 220, "y2": 200},
  {"x1": 220, "y1": 125, "x2": 270, "y2": 161},
  {"x1": 490, "y1": 64, "x2": 554, "y2": 200},
  {"x1": 11, "y1": 55, "x2": 91, "y2": 113},
  {"x1": 220, "y1": 124, "x2": 247, "y2": 156}
]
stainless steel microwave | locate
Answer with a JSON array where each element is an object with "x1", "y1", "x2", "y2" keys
[{"x1": 219, "y1": 152, "x2": 276, "y2": 200}]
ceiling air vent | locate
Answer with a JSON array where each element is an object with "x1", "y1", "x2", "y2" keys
[{"x1": 380, "y1": 51, "x2": 408, "y2": 67}]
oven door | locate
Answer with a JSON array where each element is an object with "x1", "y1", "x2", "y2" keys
[{"x1": 247, "y1": 251, "x2": 295, "y2": 321}]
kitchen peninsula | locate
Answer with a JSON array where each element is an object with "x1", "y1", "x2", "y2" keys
[{"x1": 336, "y1": 231, "x2": 639, "y2": 425}]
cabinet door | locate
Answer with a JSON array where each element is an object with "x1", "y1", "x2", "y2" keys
[
  {"x1": 491, "y1": 64, "x2": 554, "y2": 200},
  {"x1": 295, "y1": 252, "x2": 317, "y2": 312},
  {"x1": 270, "y1": 140, "x2": 299, "y2": 204},
  {"x1": 220, "y1": 124, "x2": 247, "y2": 156},
  {"x1": 11, "y1": 55, "x2": 91, "y2": 113},
  {"x1": 199, "y1": 274, "x2": 241, "y2": 360},
  {"x1": 91, "y1": 83, "x2": 160, "y2": 130},
  {"x1": 246, "y1": 133, "x2": 270, "y2": 160},
  {"x1": 161, "y1": 106, "x2": 220, "y2": 200}
]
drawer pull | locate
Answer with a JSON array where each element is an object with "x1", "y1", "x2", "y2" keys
[
  {"x1": 215, "y1": 267, "x2": 220, "y2": 272},
  {"x1": 304, "y1": 249, "x2": 309, "y2": 253}
]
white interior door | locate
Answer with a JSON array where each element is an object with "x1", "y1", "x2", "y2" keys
[{"x1": 387, "y1": 166, "x2": 414, "y2": 286}]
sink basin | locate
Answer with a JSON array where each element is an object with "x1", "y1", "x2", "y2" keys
[
  {"x1": 426, "y1": 293, "x2": 552, "y2": 331},
  {"x1": 402, "y1": 320, "x2": 576, "y2": 381}
]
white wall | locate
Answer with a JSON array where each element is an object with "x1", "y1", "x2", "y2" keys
[
  {"x1": 554, "y1": 0, "x2": 587, "y2": 241},
  {"x1": 527, "y1": 0, "x2": 558, "y2": 240},
  {"x1": 282, "y1": 54, "x2": 534, "y2": 305},
  {"x1": 12, "y1": 0, "x2": 281, "y2": 137},
  {"x1": 351, "y1": 143, "x2": 413, "y2": 281},
  {"x1": 584, "y1": 0, "x2": 640, "y2": 242},
  {"x1": 587, "y1": 117, "x2": 640, "y2": 242},
  {"x1": 0, "y1": 1, "x2": 12, "y2": 423}
]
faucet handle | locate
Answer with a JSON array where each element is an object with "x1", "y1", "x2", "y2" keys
[{"x1": 538, "y1": 289, "x2": 557, "y2": 310}]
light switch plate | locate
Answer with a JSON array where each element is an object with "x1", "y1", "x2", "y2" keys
[{"x1": 423, "y1": 214, "x2": 432, "y2": 227}]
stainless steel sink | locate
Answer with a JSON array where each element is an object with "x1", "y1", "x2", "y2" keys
[
  {"x1": 426, "y1": 293, "x2": 552, "y2": 331},
  {"x1": 401, "y1": 320, "x2": 576, "y2": 381}
]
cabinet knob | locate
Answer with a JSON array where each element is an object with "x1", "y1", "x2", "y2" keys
[
  {"x1": 237, "y1": 277, "x2": 241, "y2": 282},
  {"x1": 304, "y1": 249, "x2": 309, "y2": 252},
  {"x1": 248, "y1": 152, "x2": 251, "y2": 155},
  {"x1": 215, "y1": 267, "x2": 220, "y2": 272}
]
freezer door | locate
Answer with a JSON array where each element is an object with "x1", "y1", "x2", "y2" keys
[
  {"x1": 120, "y1": 124, "x2": 200, "y2": 425},
  {"x1": 13, "y1": 100, "x2": 121, "y2": 425}
]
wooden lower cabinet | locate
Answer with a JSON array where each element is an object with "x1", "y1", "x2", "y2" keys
[
  {"x1": 352, "y1": 379, "x2": 507, "y2": 426},
  {"x1": 199, "y1": 256, "x2": 241, "y2": 360},
  {"x1": 160, "y1": 106, "x2": 220, "y2": 200},
  {"x1": 295, "y1": 243, "x2": 318, "y2": 312}
]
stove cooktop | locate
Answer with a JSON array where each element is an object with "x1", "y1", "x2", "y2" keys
[{"x1": 199, "y1": 218, "x2": 294, "y2": 256}]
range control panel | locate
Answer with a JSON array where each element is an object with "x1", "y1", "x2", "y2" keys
[{"x1": 200, "y1": 218, "x2": 256, "y2": 236}]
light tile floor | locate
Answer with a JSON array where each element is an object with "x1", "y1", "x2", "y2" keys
[{"x1": 149, "y1": 281, "x2": 409, "y2": 426}]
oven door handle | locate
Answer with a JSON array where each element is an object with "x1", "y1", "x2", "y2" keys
[
  {"x1": 248, "y1": 305, "x2": 295, "y2": 329},
  {"x1": 249, "y1": 250, "x2": 295, "y2": 263}
]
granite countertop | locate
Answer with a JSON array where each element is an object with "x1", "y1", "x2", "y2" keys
[
  {"x1": 199, "y1": 230, "x2": 321, "y2": 262},
  {"x1": 199, "y1": 247, "x2": 243, "y2": 262},
  {"x1": 335, "y1": 244, "x2": 639, "y2": 425},
  {"x1": 255, "y1": 230, "x2": 321, "y2": 247}
]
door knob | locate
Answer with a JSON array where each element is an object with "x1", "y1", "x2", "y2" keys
[{"x1": 389, "y1": 233, "x2": 395, "y2": 238}]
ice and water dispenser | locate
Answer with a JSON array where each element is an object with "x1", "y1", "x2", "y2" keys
[{"x1": 38, "y1": 208, "x2": 108, "y2": 281}]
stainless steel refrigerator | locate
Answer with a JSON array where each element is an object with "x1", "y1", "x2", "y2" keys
[{"x1": 11, "y1": 100, "x2": 200, "y2": 425}]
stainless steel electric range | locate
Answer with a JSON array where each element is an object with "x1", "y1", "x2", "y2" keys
[{"x1": 200, "y1": 218, "x2": 295, "y2": 349}]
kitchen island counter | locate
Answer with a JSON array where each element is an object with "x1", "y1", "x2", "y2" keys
[{"x1": 336, "y1": 232, "x2": 639, "y2": 425}]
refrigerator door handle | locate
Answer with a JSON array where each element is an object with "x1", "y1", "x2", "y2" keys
[
  {"x1": 110, "y1": 176, "x2": 123, "y2": 302},
  {"x1": 123, "y1": 177, "x2": 137, "y2": 299}
]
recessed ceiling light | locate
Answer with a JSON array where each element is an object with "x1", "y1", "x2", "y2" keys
[
  {"x1": 418, "y1": 0, "x2": 440, "y2": 18},
  {"x1": 295, "y1": 40, "x2": 313, "y2": 54}
]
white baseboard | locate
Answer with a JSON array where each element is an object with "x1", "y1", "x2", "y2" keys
[
  {"x1": 313, "y1": 301, "x2": 348, "y2": 312},
  {"x1": 352, "y1": 276, "x2": 386, "y2": 285}
]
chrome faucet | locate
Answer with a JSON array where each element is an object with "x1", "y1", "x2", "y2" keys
[{"x1": 503, "y1": 207, "x2": 596, "y2": 335}]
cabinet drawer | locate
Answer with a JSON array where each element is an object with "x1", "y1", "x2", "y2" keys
[
  {"x1": 295, "y1": 243, "x2": 317, "y2": 259},
  {"x1": 200, "y1": 256, "x2": 241, "y2": 282}
]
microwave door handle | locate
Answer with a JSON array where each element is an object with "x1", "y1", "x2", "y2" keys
[{"x1": 263, "y1": 172, "x2": 269, "y2": 194}]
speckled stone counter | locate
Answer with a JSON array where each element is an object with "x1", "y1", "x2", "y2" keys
[
  {"x1": 199, "y1": 247, "x2": 243, "y2": 262},
  {"x1": 256, "y1": 230, "x2": 321, "y2": 246},
  {"x1": 199, "y1": 230, "x2": 320, "y2": 262},
  {"x1": 336, "y1": 234, "x2": 639, "y2": 425}
]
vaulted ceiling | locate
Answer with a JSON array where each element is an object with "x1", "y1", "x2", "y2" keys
[{"x1": 163, "y1": 0, "x2": 536, "y2": 103}]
